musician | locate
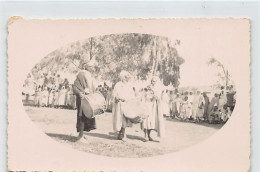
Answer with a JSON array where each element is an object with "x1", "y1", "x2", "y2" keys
[
  {"x1": 73, "y1": 61, "x2": 96, "y2": 141},
  {"x1": 112, "y1": 71, "x2": 135, "y2": 141}
]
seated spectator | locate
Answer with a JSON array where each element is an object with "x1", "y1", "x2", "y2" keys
[{"x1": 208, "y1": 104, "x2": 220, "y2": 124}]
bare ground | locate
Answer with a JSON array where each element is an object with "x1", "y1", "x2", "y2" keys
[{"x1": 24, "y1": 106, "x2": 223, "y2": 158}]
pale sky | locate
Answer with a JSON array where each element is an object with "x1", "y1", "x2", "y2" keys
[
  {"x1": 178, "y1": 56, "x2": 218, "y2": 87},
  {"x1": 166, "y1": 19, "x2": 248, "y2": 87},
  {"x1": 16, "y1": 19, "x2": 248, "y2": 88}
]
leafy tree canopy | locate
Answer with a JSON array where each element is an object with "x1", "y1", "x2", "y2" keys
[{"x1": 31, "y1": 33, "x2": 185, "y2": 87}]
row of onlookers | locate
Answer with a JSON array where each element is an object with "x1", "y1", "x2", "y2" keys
[
  {"x1": 160, "y1": 88, "x2": 236, "y2": 124},
  {"x1": 23, "y1": 76, "x2": 236, "y2": 124}
]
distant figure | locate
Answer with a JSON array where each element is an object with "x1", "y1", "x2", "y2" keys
[
  {"x1": 219, "y1": 87, "x2": 227, "y2": 110},
  {"x1": 106, "y1": 88, "x2": 113, "y2": 112},
  {"x1": 41, "y1": 86, "x2": 49, "y2": 107},
  {"x1": 38, "y1": 75, "x2": 45, "y2": 89},
  {"x1": 208, "y1": 104, "x2": 220, "y2": 124},
  {"x1": 188, "y1": 92, "x2": 194, "y2": 105},
  {"x1": 179, "y1": 96, "x2": 192, "y2": 120},
  {"x1": 62, "y1": 78, "x2": 69, "y2": 89},
  {"x1": 186, "y1": 92, "x2": 194, "y2": 119},
  {"x1": 226, "y1": 88, "x2": 236, "y2": 111},
  {"x1": 58, "y1": 86, "x2": 67, "y2": 107},
  {"x1": 202, "y1": 92, "x2": 210, "y2": 121},
  {"x1": 54, "y1": 90, "x2": 59, "y2": 108},
  {"x1": 24, "y1": 74, "x2": 35, "y2": 103},
  {"x1": 169, "y1": 91, "x2": 175, "y2": 118},
  {"x1": 34, "y1": 86, "x2": 41, "y2": 107},
  {"x1": 48, "y1": 89, "x2": 55, "y2": 107},
  {"x1": 161, "y1": 90, "x2": 170, "y2": 117},
  {"x1": 66, "y1": 85, "x2": 76, "y2": 109},
  {"x1": 174, "y1": 93, "x2": 181, "y2": 116},
  {"x1": 191, "y1": 91, "x2": 205, "y2": 121},
  {"x1": 207, "y1": 93, "x2": 220, "y2": 121},
  {"x1": 58, "y1": 75, "x2": 64, "y2": 90},
  {"x1": 47, "y1": 77, "x2": 55, "y2": 91},
  {"x1": 54, "y1": 74, "x2": 60, "y2": 90},
  {"x1": 221, "y1": 107, "x2": 232, "y2": 123}
]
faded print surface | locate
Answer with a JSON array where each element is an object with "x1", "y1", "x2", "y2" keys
[
  {"x1": 8, "y1": 19, "x2": 250, "y2": 171},
  {"x1": 22, "y1": 33, "x2": 236, "y2": 157}
]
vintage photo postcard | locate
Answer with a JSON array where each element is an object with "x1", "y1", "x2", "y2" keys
[{"x1": 8, "y1": 18, "x2": 250, "y2": 171}]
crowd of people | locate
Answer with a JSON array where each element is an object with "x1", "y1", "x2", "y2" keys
[
  {"x1": 22, "y1": 72, "x2": 112, "y2": 110},
  {"x1": 32, "y1": 84, "x2": 77, "y2": 109},
  {"x1": 23, "y1": 61, "x2": 236, "y2": 143},
  {"x1": 159, "y1": 86, "x2": 236, "y2": 124},
  {"x1": 112, "y1": 74, "x2": 236, "y2": 142}
]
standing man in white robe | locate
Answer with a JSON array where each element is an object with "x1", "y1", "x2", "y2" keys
[
  {"x1": 112, "y1": 71, "x2": 135, "y2": 141},
  {"x1": 192, "y1": 90, "x2": 205, "y2": 121}
]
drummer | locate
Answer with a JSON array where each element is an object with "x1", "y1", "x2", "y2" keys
[
  {"x1": 73, "y1": 60, "x2": 96, "y2": 142},
  {"x1": 112, "y1": 71, "x2": 135, "y2": 141}
]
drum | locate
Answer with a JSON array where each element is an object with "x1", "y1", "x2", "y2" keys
[
  {"x1": 123, "y1": 98, "x2": 148, "y2": 123},
  {"x1": 81, "y1": 92, "x2": 106, "y2": 119}
]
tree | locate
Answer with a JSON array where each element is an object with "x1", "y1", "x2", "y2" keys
[
  {"x1": 29, "y1": 34, "x2": 185, "y2": 88},
  {"x1": 207, "y1": 57, "x2": 231, "y2": 89}
]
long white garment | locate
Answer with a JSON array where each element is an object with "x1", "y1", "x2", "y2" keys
[
  {"x1": 66, "y1": 90, "x2": 76, "y2": 108},
  {"x1": 186, "y1": 96, "x2": 193, "y2": 118},
  {"x1": 58, "y1": 89, "x2": 67, "y2": 106},
  {"x1": 145, "y1": 83, "x2": 166, "y2": 138},
  {"x1": 188, "y1": 94, "x2": 194, "y2": 104},
  {"x1": 48, "y1": 91, "x2": 54, "y2": 106},
  {"x1": 179, "y1": 100, "x2": 192, "y2": 119},
  {"x1": 141, "y1": 91, "x2": 156, "y2": 130},
  {"x1": 41, "y1": 90, "x2": 49, "y2": 106},
  {"x1": 34, "y1": 90, "x2": 40, "y2": 106},
  {"x1": 192, "y1": 94, "x2": 205, "y2": 118},
  {"x1": 175, "y1": 97, "x2": 181, "y2": 113},
  {"x1": 112, "y1": 81, "x2": 135, "y2": 132},
  {"x1": 54, "y1": 91, "x2": 59, "y2": 106},
  {"x1": 161, "y1": 92, "x2": 170, "y2": 116}
]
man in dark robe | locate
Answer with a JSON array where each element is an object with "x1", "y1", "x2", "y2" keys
[
  {"x1": 202, "y1": 92, "x2": 210, "y2": 121},
  {"x1": 73, "y1": 62, "x2": 96, "y2": 141},
  {"x1": 207, "y1": 93, "x2": 220, "y2": 122}
]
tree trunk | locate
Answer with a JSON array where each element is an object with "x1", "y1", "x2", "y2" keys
[
  {"x1": 151, "y1": 41, "x2": 157, "y2": 75},
  {"x1": 90, "y1": 38, "x2": 93, "y2": 60},
  {"x1": 226, "y1": 70, "x2": 229, "y2": 90},
  {"x1": 153, "y1": 40, "x2": 159, "y2": 75}
]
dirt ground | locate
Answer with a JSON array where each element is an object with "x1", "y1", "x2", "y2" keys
[{"x1": 24, "y1": 106, "x2": 223, "y2": 158}]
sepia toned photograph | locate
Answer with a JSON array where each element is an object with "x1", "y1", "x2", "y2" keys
[
  {"x1": 22, "y1": 33, "x2": 236, "y2": 157},
  {"x1": 8, "y1": 18, "x2": 250, "y2": 171}
]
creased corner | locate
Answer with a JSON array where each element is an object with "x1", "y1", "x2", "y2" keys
[{"x1": 8, "y1": 16, "x2": 23, "y2": 25}]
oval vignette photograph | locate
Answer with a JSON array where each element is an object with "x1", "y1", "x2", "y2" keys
[{"x1": 21, "y1": 33, "x2": 236, "y2": 158}]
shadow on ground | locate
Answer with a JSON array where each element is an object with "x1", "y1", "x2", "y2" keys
[
  {"x1": 46, "y1": 133, "x2": 78, "y2": 142},
  {"x1": 85, "y1": 132, "x2": 116, "y2": 140},
  {"x1": 47, "y1": 131, "x2": 147, "y2": 143},
  {"x1": 108, "y1": 131, "x2": 149, "y2": 142},
  {"x1": 85, "y1": 132, "x2": 146, "y2": 141}
]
